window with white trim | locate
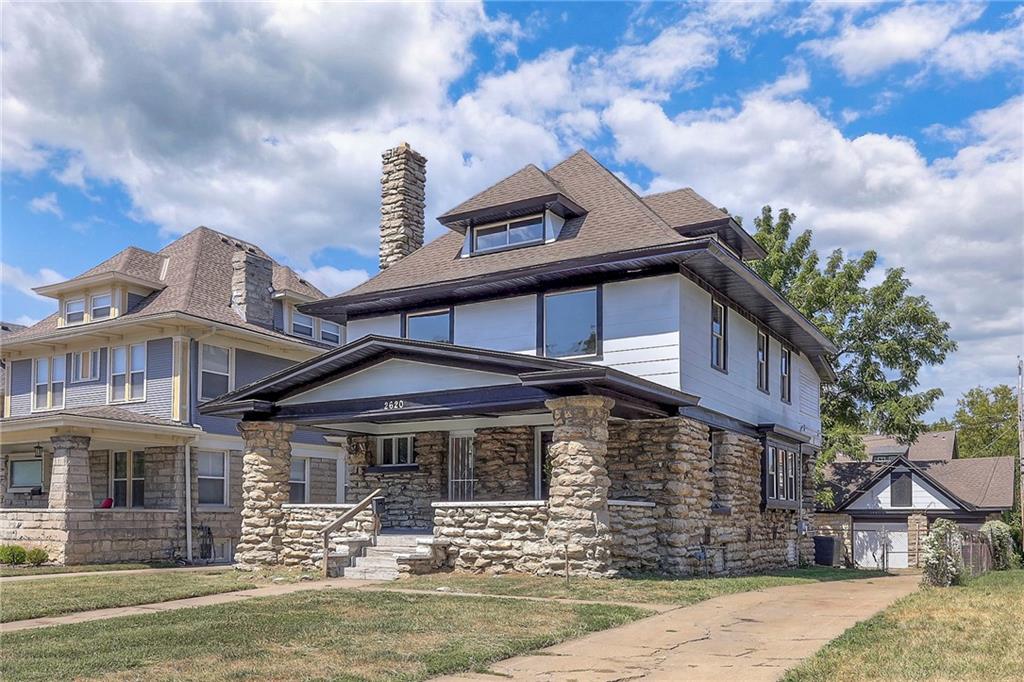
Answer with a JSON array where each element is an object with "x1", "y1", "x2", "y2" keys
[
  {"x1": 780, "y1": 347, "x2": 792, "y2": 403},
  {"x1": 472, "y1": 216, "x2": 543, "y2": 254},
  {"x1": 320, "y1": 320, "x2": 342, "y2": 345},
  {"x1": 543, "y1": 288, "x2": 598, "y2": 358},
  {"x1": 289, "y1": 457, "x2": 309, "y2": 503},
  {"x1": 292, "y1": 309, "x2": 314, "y2": 338},
  {"x1": 377, "y1": 435, "x2": 415, "y2": 466},
  {"x1": 91, "y1": 293, "x2": 112, "y2": 320},
  {"x1": 111, "y1": 451, "x2": 145, "y2": 508},
  {"x1": 110, "y1": 343, "x2": 145, "y2": 402},
  {"x1": 199, "y1": 344, "x2": 231, "y2": 401},
  {"x1": 9, "y1": 458, "x2": 44, "y2": 490},
  {"x1": 72, "y1": 349, "x2": 101, "y2": 383},
  {"x1": 711, "y1": 301, "x2": 727, "y2": 371},
  {"x1": 65, "y1": 298, "x2": 85, "y2": 325},
  {"x1": 197, "y1": 450, "x2": 228, "y2": 505},
  {"x1": 757, "y1": 330, "x2": 769, "y2": 393},
  {"x1": 33, "y1": 355, "x2": 66, "y2": 411}
]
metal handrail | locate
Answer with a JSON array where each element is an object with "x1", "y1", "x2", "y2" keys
[{"x1": 319, "y1": 487, "x2": 382, "y2": 577}]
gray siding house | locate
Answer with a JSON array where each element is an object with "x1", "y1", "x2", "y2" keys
[{"x1": 1, "y1": 227, "x2": 346, "y2": 564}]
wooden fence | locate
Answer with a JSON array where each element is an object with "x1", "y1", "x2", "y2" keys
[{"x1": 960, "y1": 529, "x2": 993, "y2": 578}]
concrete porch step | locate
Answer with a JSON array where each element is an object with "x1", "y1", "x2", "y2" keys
[{"x1": 344, "y1": 566, "x2": 400, "y2": 580}]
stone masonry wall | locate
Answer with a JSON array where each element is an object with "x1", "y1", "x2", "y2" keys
[
  {"x1": 346, "y1": 433, "x2": 445, "y2": 528},
  {"x1": 433, "y1": 502, "x2": 550, "y2": 573},
  {"x1": 191, "y1": 450, "x2": 243, "y2": 562},
  {"x1": 815, "y1": 512, "x2": 852, "y2": 564},
  {"x1": 473, "y1": 426, "x2": 534, "y2": 500},
  {"x1": 144, "y1": 446, "x2": 183, "y2": 509},
  {"x1": 608, "y1": 501, "x2": 658, "y2": 573},
  {"x1": 309, "y1": 458, "x2": 338, "y2": 504},
  {"x1": 90, "y1": 451, "x2": 108, "y2": 506},
  {"x1": 379, "y1": 143, "x2": 426, "y2": 270},
  {"x1": 236, "y1": 421, "x2": 295, "y2": 568},
  {"x1": 280, "y1": 504, "x2": 377, "y2": 568}
]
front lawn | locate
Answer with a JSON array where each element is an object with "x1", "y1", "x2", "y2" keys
[
  {"x1": 783, "y1": 570, "x2": 1024, "y2": 681},
  {"x1": 0, "y1": 561, "x2": 176, "y2": 578},
  {"x1": 394, "y1": 566, "x2": 890, "y2": 605},
  {"x1": 0, "y1": 590, "x2": 646, "y2": 681},
  {"x1": 0, "y1": 570, "x2": 261, "y2": 622}
]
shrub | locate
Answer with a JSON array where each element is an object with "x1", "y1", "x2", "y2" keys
[
  {"x1": 0, "y1": 544, "x2": 28, "y2": 565},
  {"x1": 25, "y1": 548, "x2": 48, "y2": 566},
  {"x1": 921, "y1": 519, "x2": 964, "y2": 587},
  {"x1": 980, "y1": 520, "x2": 1016, "y2": 571}
]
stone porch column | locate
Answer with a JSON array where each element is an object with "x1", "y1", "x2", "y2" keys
[
  {"x1": 544, "y1": 396, "x2": 614, "y2": 577},
  {"x1": 235, "y1": 421, "x2": 295, "y2": 569},
  {"x1": 48, "y1": 434, "x2": 93, "y2": 509},
  {"x1": 907, "y1": 513, "x2": 928, "y2": 568}
]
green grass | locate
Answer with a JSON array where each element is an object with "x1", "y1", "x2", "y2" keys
[
  {"x1": 783, "y1": 570, "x2": 1024, "y2": 681},
  {"x1": 0, "y1": 590, "x2": 646, "y2": 681},
  {"x1": 0, "y1": 570, "x2": 263, "y2": 622},
  {"x1": 0, "y1": 561, "x2": 176, "y2": 578},
  {"x1": 393, "y1": 566, "x2": 890, "y2": 605}
]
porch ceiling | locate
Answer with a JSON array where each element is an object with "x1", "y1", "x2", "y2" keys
[{"x1": 199, "y1": 336, "x2": 700, "y2": 429}]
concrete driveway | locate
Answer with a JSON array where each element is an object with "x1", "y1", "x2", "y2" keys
[{"x1": 438, "y1": 573, "x2": 919, "y2": 682}]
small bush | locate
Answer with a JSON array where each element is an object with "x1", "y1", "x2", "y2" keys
[
  {"x1": 980, "y1": 520, "x2": 1016, "y2": 570},
  {"x1": 0, "y1": 544, "x2": 28, "y2": 565},
  {"x1": 25, "y1": 548, "x2": 48, "y2": 566},
  {"x1": 921, "y1": 519, "x2": 964, "y2": 587}
]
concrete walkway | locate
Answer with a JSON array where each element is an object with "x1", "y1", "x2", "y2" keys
[
  {"x1": 1, "y1": 577, "x2": 383, "y2": 633},
  {"x1": 437, "y1": 574, "x2": 920, "y2": 682}
]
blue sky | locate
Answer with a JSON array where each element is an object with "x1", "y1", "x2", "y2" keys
[{"x1": 2, "y1": 1, "x2": 1022, "y2": 419}]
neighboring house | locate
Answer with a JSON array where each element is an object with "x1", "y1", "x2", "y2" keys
[
  {"x1": 0, "y1": 321, "x2": 27, "y2": 407},
  {"x1": 0, "y1": 228, "x2": 347, "y2": 565},
  {"x1": 817, "y1": 431, "x2": 1014, "y2": 569},
  {"x1": 198, "y1": 144, "x2": 839, "y2": 579}
]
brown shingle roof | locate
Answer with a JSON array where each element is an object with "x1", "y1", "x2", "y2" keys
[
  {"x1": 74, "y1": 246, "x2": 168, "y2": 283},
  {"x1": 642, "y1": 188, "x2": 728, "y2": 228},
  {"x1": 343, "y1": 150, "x2": 687, "y2": 297},
  {"x1": 272, "y1": 265, "x2": 325, "y2": 300},
  {"x1": 836, "y1": 430, "x2": 959, "y2": 463},
  {"x1": 4, "y1": 227, "x2": 325, "y2": 346},
  {"x1": 1, "y1": 405, "x2": 185, "y2": 427},
  {"x1": 438, "y1": 163, "x2": 577, "y2": 220}
]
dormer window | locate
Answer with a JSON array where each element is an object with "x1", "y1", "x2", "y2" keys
[
  {"x1": 91, "y1": 293, "x2": 112, "y2": 320},
  {"x1": 320, "y1": 320, "x2": 341, "y2": 345},
  {"x1": 65, "y1": 298, "x2": 86, "y2": 325},
  {"x1": 472, "y1": 216, "x2": 544, "y2": 254},
  {"x1": 292, "y1": 309, "x2": 314, "y2": 338}
]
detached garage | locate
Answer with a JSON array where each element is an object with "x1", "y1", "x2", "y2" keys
[{"x1": 853, "y1": 521, "x2": 908, "y2": 569}]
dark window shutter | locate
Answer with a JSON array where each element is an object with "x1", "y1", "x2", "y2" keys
[{"x1": 891, "y1": 471, "x2": 912, "y2": 507}]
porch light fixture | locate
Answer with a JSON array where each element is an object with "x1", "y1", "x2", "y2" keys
[{"x1": 33, "y1": 442, "x2": 44, "y2": 459}]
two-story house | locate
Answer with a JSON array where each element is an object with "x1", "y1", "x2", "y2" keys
[
  {"x1": 199, "y1": 145, "x2": 839, "y2": 579},
  {"x1": 0, "y1": 227, "x2": 347, "y2": 564}
]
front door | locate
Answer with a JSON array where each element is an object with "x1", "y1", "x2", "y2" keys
[{"x1": 448, "y1": 434, "x2": 476, "y2": 501}]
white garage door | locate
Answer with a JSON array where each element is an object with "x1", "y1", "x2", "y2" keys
[{"x1": 854, "y1": 522, "x2": 908, "y2": 569}]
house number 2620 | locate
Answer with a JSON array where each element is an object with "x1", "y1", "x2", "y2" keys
[{"x1": 383, "y1": 399, "x2": 405, "y2": 410}]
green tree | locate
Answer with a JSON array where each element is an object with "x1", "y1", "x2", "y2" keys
[
  {"x1": 748, "y1": 206, "x2": 957, "y2": 467},
  {"x1": 948, "y1": 384, "x2": 1019, "y2": 460}
]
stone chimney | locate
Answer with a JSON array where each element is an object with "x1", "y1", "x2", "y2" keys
[
  {"x1": 379, "y1": 143, "x2": 426, "y2": 270},
  {"x1": 231, "y1": 248, "x2": 274, "y2": 327}
]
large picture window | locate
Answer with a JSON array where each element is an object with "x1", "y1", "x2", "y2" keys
[
  {"x1": 711, "y1": 301, "x2": 727, "y2": 371},
  {"x1": 32, "y1": 355, "x2": 66, "y2": 411},
  {"x1": 472, "y1": 216, "x2": 543, "y2": 253},
  {"x1": 377, "y1": 435, "x2": 415, "y2": 466},
  {"x1": 199, "y1": 344, "x2": 231, "y2": 401},
  {"x1": 542, "y1": 288, "x2": 599, "y2": 358},
  {"x1": 9, "y1": 458, "x2": 44, "y2": 490},
  {"x1": 405, "y1": 309, "x2": 451, "y2": 343},
  {"x1": 197, "y1": 451, "x2": 228, "y2": 506},
  {"x1": 110, "y1": 343, "x2": 145, "y2": 402},
  {"x1": 765, "y1": 442, "x2": 800, "y2": 509}
]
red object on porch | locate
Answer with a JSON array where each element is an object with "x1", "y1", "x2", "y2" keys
[{"x1": 99, "y1": 498, "x2": 113, "y2": 509}]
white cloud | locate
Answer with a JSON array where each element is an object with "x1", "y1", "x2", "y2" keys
[
  {"x1": 805, "y1": 3, "x2": 984, "y2": 79},
  {"x1": 299, "y1": 266, "x2": 370, "y2": 297},
  {"x1": 605, "y1": 92, "x2": 1023, "y2": 413},
  {"x1": 28, "y1": 192, "x2": 63, "y2": 219},
  {"x1": 0, "y1": 263, "x2": 65, "y2": 301},
  {"x1": 11, "y1": 315, "x2": 39, "y2": 327},
  {"x1": 928, "y1": 17, "x2": 1024, "y2": 79}
]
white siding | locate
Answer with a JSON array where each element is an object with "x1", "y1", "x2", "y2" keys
[
  {"x1": 679, "y1": 276, "x2": 821, "y2": 439},
  {"x1": 599, "y1": 275, "x2": 680, "y2": 389},
  {"x1": 347, "y1": 314, "x2": 401, "y2": 341},
  {"x1": 847, "y1": 469, "x2": 959, "y2": 511},
  {"x1": 854, "y1": 522, "x2": 909, "y2": 569},
  {"x1": 454, "y1": 295, "x2": 536, "y2": 354}
]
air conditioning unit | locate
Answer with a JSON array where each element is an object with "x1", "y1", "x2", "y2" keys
[{"x1": 813, "y1": 536, "x2": 843, "y2": 566}]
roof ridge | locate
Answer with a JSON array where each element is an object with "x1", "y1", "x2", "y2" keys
[
  {"x1": 642, "y1": 187, "x2": 697, "y2": 199},
  {"x1": 438, "y1": 163, "x2": 550, "y2": 218}
]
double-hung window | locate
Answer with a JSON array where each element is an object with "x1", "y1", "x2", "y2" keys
[
  {"x1": 110, "y1": 343, "x2": 145, "y2": 402},
  {"x1": 320, "y1": 320, "x2": 342, "y2": 345},
  {"x1": 377, "y1": 435, "x2": 415, "y2": 466},
  {"x1": 9, "y1": 458, "x2": 44, "y2": 491},
  {"x1": 756, "y1": 330, "x2": 769, "y2": 393},
  {"x1": 472, "y1": 216, "x2": 544, "y2": 253},
  {"x1": 292, "y1": 309, "x2": 314, "y2": 338},
  {"x1": 765, "y1": 442, "x2": 800, "y2": 509},
  {"x1": 780, "y1": 347, "x2": 792, "y2": 403},
  {"x1": 542, "y1": 288, "x2": 599, "y2": 358},
  {"x1": 111, "y1": 451, "x2": 145, "y2": 508},
  {"x1": 289, "y1": 458, "x2": 309, "y2": 503},
  {"x1": 199, "y1": 344, "x2": 232, "y2": 401},
  {"x1": 405, "y1": 309, "x2": 451, "y2": 343},
  {"x1": 197, "y1": 451, "x2": 228, "y2": 506},
  {"x1": 72, "y1": 349, "x2": 101, "y2": 383},
  {"x1": 711, "y1": 301, "x2": 727, "y2": 371},
  {"x1": 65, "y1": 298, "x2": 85, "y2": 325},
  {"x1": 33, "y1": 355, "x2": 66, "y2": 411},
  {"x1": 90, "y1": 293, "x2": 112, "y2": 320}
]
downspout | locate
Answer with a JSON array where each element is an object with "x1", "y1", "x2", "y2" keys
[{"x1": 184, "y1": 442, "x2": 193, "y2": 562}]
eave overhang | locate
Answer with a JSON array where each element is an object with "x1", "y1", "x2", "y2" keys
[
  {"x1": 438, "y1": 193, "x2": 586, "y2": 233},
  {"x1": 673, "y1": 217, "x2": 767, "y2": 261},
  {"x1": 33, "y1": 272, "x2": 167, "y2": 298}
]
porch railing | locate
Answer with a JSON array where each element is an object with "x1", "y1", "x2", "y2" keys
[{"x1": 318, "y1": 487, "x2": 382, "y2": 578}]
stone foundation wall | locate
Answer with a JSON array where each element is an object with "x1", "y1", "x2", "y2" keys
[
  {"x1": 346, "y1": 433, "x2": 446, "y2": 528},
  {"x1": 144, "y1": 446, "x2": 184, "y2": 509},
  {"x1": 191, "y1": 449, "x2": 244, "y2": 562},
  {"x1": 433, "y1": 502, "x2": 550, "y2": 574},
  {"x1": 608, "y1": 501, "x2": 658, "y2": 573},
  {"x1": 90, "y1": 451, "x2": 109, "y2": 506},
  {"x1": 815, "y1": 512, "x2": 852, "y2": 564},
  {"x1": 0, "y1": 510, "x2": 71, "y2": 562},
  {"x1": 280, "y1": 504, "x2": 377, "y2": 568},
  {"x1": 473, "y1": 426, "x2": 534, "y2": 500}
]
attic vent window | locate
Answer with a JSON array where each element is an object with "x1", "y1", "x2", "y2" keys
[{"x1": 472, "y1": 216, "x2": 543, "y2": 254}]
